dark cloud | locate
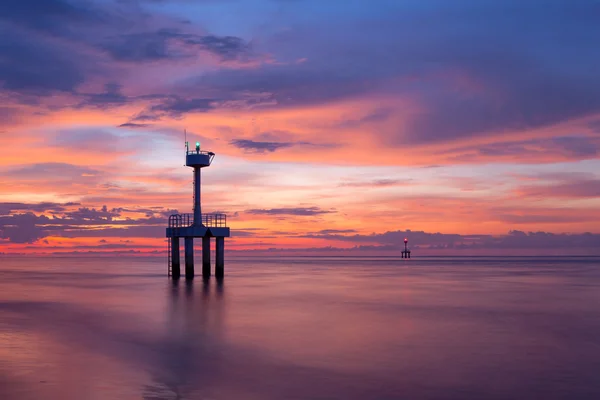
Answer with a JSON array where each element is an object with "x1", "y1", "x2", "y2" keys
[
  {"x1": 0, "y1": 213, "x2": 47, "y2": 243},
  {"x1": 0, "y1": 0, "x2": 104, "y2": 36},
  {"x1": 118, "y1": 123, "x2": 150, "y2": 128},
  {"x1": 78, "y1": 83, "x2": 128, "y2": 109},
  {"x1": 100, "y1": 30, "x2": 185, "y2": 62},
  {"x1": 230, "y1": 139, "x2": 294, "y2": 153},
  {"x1": 318, "y1": 229, "x2": 357, "y2": 234},
  {"x1": 229, "y1": 133, "x2": 336, "y2": 153},
  {"x1": 245, "y1": 207, "x2": 336, "y2": 216},
  {"x1": 2, "y1": 0, "x2": 600, "y2": 160},
  {"x1": 99, "y1": 29, "x2": 251, "y2": 63},
  {"x1": 0, "y1": 203, "x2": 176, "y2": 243},
  {"x1": 301, "y1": 229, "x2": 600, "y2": 251},
  {"x1": 0, "y1": 0, "x2": 111, "y2": 95},
  {"x1": 127, "y1": 96, "x2": 218, "y2": 121},
  {"x1": 130, "y1": 112, "x2": 161, "y2": 122},
  {"x1": 187, "y1": 63, "x2": 372, "y2": 109},
  {"x1": 448, "y1": 136, "x2": 600, "y2": 162},
  {"x1": 0, "y1": 202, "x2": 80, "y2": 215},
  {"x1": 182, "y1": 0, "x2": 600, "y2": 145},
  {"x1": 190, "y1": 34, "x2": 252, "y2": 61},
  {"x1": 148, "y1": 96, "x2": 216, "y2": 118},
  {"x1": 1, "y1": 2, "x2": 251, "y2": 103},
  {"x1": 0, "y1": 33, "x2": 86, "y2": 93},
  {"x1": 516, "y1": 179, "x2": 600, "y2": 199}
]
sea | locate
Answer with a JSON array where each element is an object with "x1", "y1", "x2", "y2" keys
[{"x1": 1, "y1": 255, "x2": 599, "y2": 400}]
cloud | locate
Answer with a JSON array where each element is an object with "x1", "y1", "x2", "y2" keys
[
  {"x1": 184, "y1": 0, "x2": 600, "y2": 147},
  {"x1": 447, "y1": 136, "x2": 600, "y2": 163},
  {"x1": 338, "y1": 179, "x2": 412, "y2": 188},
  {"x1": 0, "y1": 213, "x2": 47, "y2": 243},
  {"x1": 118, "y1": 123, "x2": 150, "y2": 128},
  {"x1": 230, "y1": 139, "x2": 294, "y2": 153},
  {"x1": 0, "y1": 203, "x2": 174, "y2": 243},
  {"x1": 318, "y1": 229, "x2": 357, "y2": 234},
  {"x1": 0, "y1": 202, "x2": 79, "y2": 215},
  {"x1": 186, "y1": 62, "x2": 372, "y2": 109},
  {"x1": 148, "y1": 96, "x2": 216, "y2": 118},
  {"x1": 551, "y1": 136, "x2": 599, "y2": 158},
  {"x1": 5, "y1": 163, "x2": 102, "y2": 180},
  {"x1": 77, "y1": 83, "x2": 128, "y2": 109},
  {"x1": 0, "y1": 0, "x2": 104, "y2": 36},
  {"x1": 515, "y1": 179, "x2": 600, "y2": 199},
  {"x1": 245, "y1": 207, "x2": 335, "y2": 216},
  {"x1": 589, "y1": 120, "x2": 600, "y2": 133},
  {"x1": 0, "y1": 32, "x2": 87, "y2": 93},
  {"x1": 301, "y1": 228, "x2": 600, "y2": 251},
  {"x1": 100, "y1": 30, "x2": 188, "y2": 63},
  {"x1": 99, "y1": 29, "x2": 252, "y2": 63},
  {"x1": 232, "y1": 229, "x2": 265, "y2": 238},
  {"x1": 336, "y1": 108, "x2": 392, "y2": 129},
  {"x1": 230, "y1": 133, "x2": 336, "y2": 153},
  {"x1": 193, "y1": 34, "x2": 252, "y2": 61}
]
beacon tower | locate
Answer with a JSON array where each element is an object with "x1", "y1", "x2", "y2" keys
[{"x1": 166, "y1": 141, "x2": 230, "y2": 279}]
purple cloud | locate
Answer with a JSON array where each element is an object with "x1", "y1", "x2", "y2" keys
[
  {"x1": 301, "y1": 229, "x2": 600, "y2": 251},
  {"x1": 246, "y1": 207, "x2": 335, "y2": 216},
  {"x1": 516, "y1": 179, "x2": 600, "y2": 199},
  {"x1": 230, "y1": 139, "x2": 294, "y2": 153}
]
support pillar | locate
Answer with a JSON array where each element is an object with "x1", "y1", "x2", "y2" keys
[
  {"x1": 216, "y1": 237, "x2": 224, "y2": 278},
  {"x1": 202, "y1": 236, "x2": 211, "y2": 278},
  {"x1": 185, "y1": 237, "x2": 194, "y2": 279},
  {"x1": 171, "y1": 237, "x2": 180, "y2": 279}
]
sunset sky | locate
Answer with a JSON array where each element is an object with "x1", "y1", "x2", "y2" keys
[{"x1": 1, "y1": 0, "x2": 600, "y2": 255}]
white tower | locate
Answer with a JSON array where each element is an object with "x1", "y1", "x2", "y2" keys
[
  {"x1": 185, "y1": 141, "x2": 214, "y2": 226},
  {"x1": 166, "y1": 140, "x2": 230, "y2": 280}
]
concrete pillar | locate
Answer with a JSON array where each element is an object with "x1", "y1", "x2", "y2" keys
[
  {"x1": 215, "y1": 237, "x2": 224, "y2": 278},
  {"x1": 171, "y1": 237, "x2": 180, "y2": 279},
  {"x1": 202, "y1": 236, "x2": 211, "y2": 278},
  {"x1": 185, "y1": 237, "x2": 194, "y2": 279}
]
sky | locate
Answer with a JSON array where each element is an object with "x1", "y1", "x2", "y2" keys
[{"x1": 1, "y1": 0, "x2": 600, "y2": 255}]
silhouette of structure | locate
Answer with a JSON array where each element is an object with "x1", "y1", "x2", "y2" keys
[
  {"x1": 166, "y1": 141, "x2": 230, "y2": 279},
  {"x1": 401, "y1": 237, "x2": 411, "y2": 258}
]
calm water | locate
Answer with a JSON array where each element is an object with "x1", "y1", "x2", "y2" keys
[{"x1": 1, "y1": 256, "x2": 600, "y2": 400}]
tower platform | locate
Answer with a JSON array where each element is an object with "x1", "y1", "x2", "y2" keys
[{"x1": 166, "y1": 213, "x2": 230, "y2": 280}]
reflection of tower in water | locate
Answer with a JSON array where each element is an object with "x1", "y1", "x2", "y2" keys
[
  {"x1": 170, "y1": 277, "x2": 226, "y2": 349},
  {"x1": 142, "y1": 279, "x2": 226, "y2": 399}
]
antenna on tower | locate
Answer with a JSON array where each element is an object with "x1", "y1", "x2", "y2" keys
[{"x1": 184, "y1": 129, "x2": 189, "y2": 152}]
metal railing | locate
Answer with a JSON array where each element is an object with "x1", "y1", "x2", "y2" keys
[
  {"x1": 168, "y1": 213, "x2": 193, "y2": 228},
  {"x1": 168, "y1": 213, "x2": 227, "y2": 228},
  {"x1": 186, "y1": 150, "x2": 215, "y2": 157},
  {"x1": 200, "y1": 213, "x2": 227, "y2": 227}
]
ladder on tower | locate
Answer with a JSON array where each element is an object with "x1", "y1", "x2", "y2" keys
[
  {"x1": 167, "y1": 238, "x2": 172, "y2": 277},
  {"x1": 192, "y1": 173, "x2": 196, "y2": 217}
]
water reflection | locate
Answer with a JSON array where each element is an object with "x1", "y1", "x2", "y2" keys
[
  {"x1": 142, "y1": 278, "x2": 227, "y2": 399},
  {"x1": 2, "y1": 257, "x2": 600, "y2": 400}
]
